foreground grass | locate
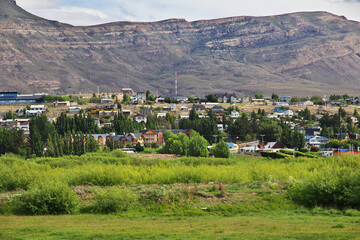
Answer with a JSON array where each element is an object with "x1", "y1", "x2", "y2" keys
[{"x1": 1, "y1": 214, "x2": 360, "y2": 239}]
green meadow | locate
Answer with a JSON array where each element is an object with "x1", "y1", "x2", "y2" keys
[{"x1": 2, "y1": 152, "x2": 360, "y2": 239}]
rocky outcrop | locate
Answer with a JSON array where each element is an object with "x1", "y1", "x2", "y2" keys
[{"x1": 1, "y1": 0, "x2": 360, "y2": 96}]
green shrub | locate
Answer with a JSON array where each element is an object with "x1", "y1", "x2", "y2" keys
[
  {"x1": 135, "y1": 143, "x2": 144, "y2": 152},
  {"x1": 260, "y1": 152, "x2": 290, "y2": 159},
  {"x1": 279, "y1": 149, "x2": 294, "y2": 155},
  {"x1": 151, "y1": 142, "x2": 160, "y2": 149},
  {"x1": 211, "y1": 141, "x2": 230, "y2": 158},
  {"x1": 144, "y1": 143, "x2": 151, "y2": 148},
  {"x1": 18, "y1": 182, "x2": 78, "y2": 215},
  {"x1": 111, "y1": 150, "x2": 127, "y2": 158},
  {"x1": 91, "y1": 187, "x2": 137, "y2": 213},
  {"x1": 299, "y1": 148, "x2": 309, "y2": 153}
]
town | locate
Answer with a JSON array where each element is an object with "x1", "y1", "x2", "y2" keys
[{"x1": 1, "y1": 88, "x2": 359, "y2": 158}]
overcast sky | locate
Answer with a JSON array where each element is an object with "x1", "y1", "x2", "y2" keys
[{"x1": 16, "y1": 0, "x2": 360, "y2": 26}]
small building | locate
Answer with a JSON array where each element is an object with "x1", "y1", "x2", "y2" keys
[
  {"x1": 280, "y1": 96, "x2": 291, "y2": 103},
  {"x1": 135, "y1": 114, "x2": 147, "y2": 123},
  {"x1": 193, "y1": 104, "x2": 206, "y2": 111},
  {"x1": 101, "y1": 98, "x2": 114, "y2": 104},
  {"x1": 305, "y1": 136, "x2": 329, "y2": 148},
  {"x1": 212, "y1": 105, "x2": 224, "y2": 115},
  {"x1": 230, "y1": 110, "x2": 240, "y2": 119},
  {"x1": 68, "y1": 107, "x2": 81, "y2": 114},
  {"x1": 122, "y1": 110, "x2": 132, "y2": 116},
  {"x1": 54, "y1": 101, "x2": 71, "y2": 107},
  {"x1": 180, "y1": 106, "x2": 189, "y2": 111}
]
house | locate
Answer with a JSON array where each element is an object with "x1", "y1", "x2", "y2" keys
[
  {"x1": 193, "y1": 104, "x2": 206, "y2": 111},
  {"x1": 274, "y1": 107, "x2": 289, "y2": 113},
  {"x1": 0, "y1": 92, "x2": 41, "y2": 103},
  {"x1": 98, "y1": 111, "x2": 117, "y2": 116},
  {"x1": 298, "y1": 100, "x2": 314, "y2": 106},
  {"x1": 163, "y1": 106, "x2": 171, "y2": 111},
  {"x1": 252, "y1": 99, "x2": 265, "y2": 105},
  {"x1": 180, "y1": 106, "x2": 189, "y2": 111},
  {"x1": 30, "y1": 105, "x2": 46, "y2": 112},
  {"x1": 68, "y1": 107, "x2": 81, "y2": 114},
  {"x1": 26, "y1": 110, "x2": 43, "y2": 117},
  {"x1": 217, "y1": 124, "x2": 224, "y2": 132},
  {"x1": 283, "y1": 110, "x2": 294, "y2": 117},
  {"x1": 226, "y1": 142, "x2": 238, "y2": 153},
  {"x1": 135, "y1": 114, "x2": 147, "y2": 123},
  {"x1": 91, "y1": 134, "x2": 113, "y2": 147},
  {"x1": 215, "y1": 93, "x2": 238, "y2": 103},
  {"x1": 140, "y1": 129, "x2": 159, "y2": 144},
  {"x1": 305, "y1": 126, "x2": 322, "y2": 136},
  {"x1": 120, "y1": 88, "x2": 135, "y2": 96},
  {"x1": 170, "y1": 104, "x2": 176, "y2": 112},
  {"x1": 280, "y1": 96, "x2": 291, "y2": 103},
  {"x1": 136, "y1": 92, "x2": 146, "y2": 103},
  {"x1": 155, "y1": 97, "x2": 165, "y2": 103},
  {"x1": 157, "y1": 113, "x2": 167, "y2": 118},
  {"x1": 140, "y1": 129, "x2": 192, "y2": 146},
  {"x1": 54, "y1": 101, "x2": 71, "y2": 107},
  {"x1": 305, "y1": 136, "x2": 329, "y2": 148},
  {"x1": 212, "y1": 106, "x2": 224, "y2": 115},
  {"x1": 230, "y1": 110, "x2": 240, "y2": 119},
  {"x1": 119, "y1": 133, "x2": 144, "y2": 145},
  {"x1": 330, "y1": 102, "x2": 347, "y2": 107},
  {"x1": 101, "y1": 98, "x2": 114, "y2": 104},
  {"x1": 122, "y1": 110, "x2": 132, "y2": 116}
]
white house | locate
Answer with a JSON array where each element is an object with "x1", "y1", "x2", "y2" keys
[
  {"x1": 135, "y1": 114, "x2": 147, "y2": 123},
  {"x1": 305, "y1": 136, "x2": 329, "y2": 148},
  {"x1": 230, "y1": 110, "x2": 240, "y2": 119}
]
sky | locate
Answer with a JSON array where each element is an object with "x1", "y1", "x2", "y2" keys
[{"x1": 16, "y1": 0, "x2": 360, "y2": 26}]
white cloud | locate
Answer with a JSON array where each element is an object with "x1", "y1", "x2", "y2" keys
[
  {"x1": 32, "y1": 7, "x2": 116, "y2": 26},
  {"x1": 16, "y1": 0, "x2": 64, "y2": 9}
]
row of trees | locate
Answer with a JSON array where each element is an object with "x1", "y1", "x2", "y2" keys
[{"x1": 161, "y1": 131, "x2": 209, "y2": 157}]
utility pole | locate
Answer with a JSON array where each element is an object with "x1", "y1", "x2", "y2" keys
[{"x1": 260, "y1": 135, "x2": 265, "y2": 143}]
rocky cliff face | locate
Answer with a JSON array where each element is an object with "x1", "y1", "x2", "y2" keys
[{"x1": 1, "y1": 0, "x2": 360, "y2": 96}]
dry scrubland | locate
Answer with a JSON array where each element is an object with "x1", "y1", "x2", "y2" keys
[{"x1": 2, "y1": 152, "x2": 360, "y2": 239}]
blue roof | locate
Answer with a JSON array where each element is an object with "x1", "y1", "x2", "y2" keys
[{"x1": 227, "y1": 142, "x2": 235, "y2": 148}]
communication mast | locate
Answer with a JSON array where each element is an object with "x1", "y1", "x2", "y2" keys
[{"x1": 175, "y1": 71, "x2": 178, "y2": 95}]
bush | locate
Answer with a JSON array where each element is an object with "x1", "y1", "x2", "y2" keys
[
  {"x1": 151, "y1": 142, "x2": 160, "y2": 149},
  {"x1": 260, "y1": 152, "x2": 290, "y2": 159},
  {"x1": 18, "y1": 182, "x2": 78, "y2": 215},
  {"x1": 91, "y1": 187, "x2": 137, "y2": 213},
  {"x1": 211, "y1": 141, "x2": 230, "y2": 158},
  {"x1": 299, "y1": 148, "x2": 309, "y2": 153},
  {"x1": 135, "y1": 143, "x2": 144, "y2": 152},
  {"x1": 111, "y1": 150, "x2": 127, "y2": 158},
  {"x1": 144, "y1": 143, "x2": 151, "y2": 148}
]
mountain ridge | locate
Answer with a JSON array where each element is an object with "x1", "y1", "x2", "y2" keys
[{"x1": 1, "y1": 0, "x2": 360, "y2": 96}]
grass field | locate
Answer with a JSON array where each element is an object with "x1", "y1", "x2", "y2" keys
[
  {"x1": 1, "y1": 214, "x2": 360, "y2": 239},
  {"x1": 2, "y1": 152, "x2": 360, "y2": 239}
]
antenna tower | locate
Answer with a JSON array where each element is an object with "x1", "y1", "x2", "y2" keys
[{"x1": 175, "y1": 71, "x2": 178, "y2": 95}]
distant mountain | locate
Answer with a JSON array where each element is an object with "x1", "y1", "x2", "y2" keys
[{"x1": 1, "y1": 0, "x2": 360, "y2": 96}]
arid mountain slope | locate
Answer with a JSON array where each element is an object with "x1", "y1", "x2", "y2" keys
[{"x1": 1, "y1": 0, "x2": 360, "y2": 96}]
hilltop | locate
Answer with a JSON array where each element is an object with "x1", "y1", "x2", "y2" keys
[{"x1": 1, "y1": 0, "x2": 360, "y2": 96}]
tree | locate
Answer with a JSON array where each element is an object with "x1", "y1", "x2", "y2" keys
[
  {"x1": 271, "y1": 93, "x2": 279, "y2": 101},
  {"x1": 188, "y1": 132, "x2": 209, "y2": 157},
  {"x1": 188, "y1": 96, "x2": 195, "y2": 103},
  {"x1": 254, "y1": 93, "x2": 264, "y2": 99},
  {"x1": 189, "y1": 106, "x2": 199, "y2": 121},
  {"x1": 123, "y1": 94, "x2": 130, "y2": 104},
  {"x1": 205, "y1": 94, "x2": 218, "y2": 103},
  {"x1": 211, "y1": 140, "x2": 230, "y2": 158},
  {"x1": 290, "y1": 96, "x2": 301, "y2": 103},
  {"x1": 258, "y1": 121, "x2": 282, "y2": 142}
]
